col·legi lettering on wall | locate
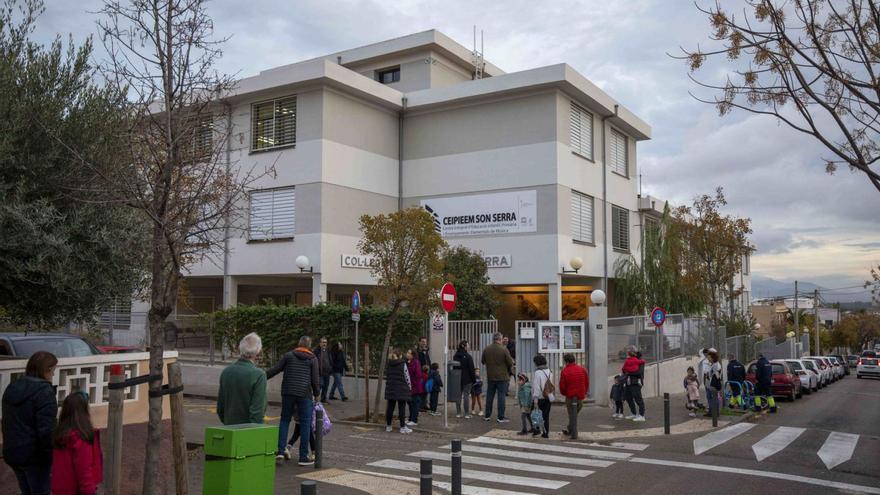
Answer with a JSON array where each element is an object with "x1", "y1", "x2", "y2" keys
[
  {"x1": 421, "y1": 190, "x2": 537, "y2": 237},
  {"x1": 341, "y1": 254, "x2": 376, "y2": 269}
]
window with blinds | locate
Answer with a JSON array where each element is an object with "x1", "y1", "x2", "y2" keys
[
  {"x1": 251, "y1": 96, "x2": 297, "y2": 151},
  {"x1": 570, "y1": 103, "x2": 593, "y2": 159},
  {"x1": 193, "y1": 116, "x2": 213, "y2": 160},
  {"x1": 612, "y1": 205, "x2": 630, "y2": 251},
  {"x1": 249, "y1": 187, "x2": 296, "y2": 240},
  {"x1": 609, "y1": 128, "x2": 628, "y2": 176},
  {"x1": 570, "y1": 190, "x2": 594, "y2": 243}
]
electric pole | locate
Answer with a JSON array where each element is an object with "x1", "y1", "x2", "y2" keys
[
  {"x1": 794, "y1": 280, "x2": 799, "y2": 340},
  {"x1": 814, "y1": 289, "x2": 820, "y2": 355}
]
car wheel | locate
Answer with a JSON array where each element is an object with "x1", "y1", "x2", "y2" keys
[
  {"x1": 857, "y1": 375, "x2": 861, "y2": 379},
  {"x1": 804, "y1": 385, "x2": 811, "y2": 395},
  {"x1": 796, "y1": 388, "x2": 803, "y2": 399}
]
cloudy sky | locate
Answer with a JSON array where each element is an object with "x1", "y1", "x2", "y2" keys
[{"x1": 33, "y1": 0, "x2": 879, "y2": 300}]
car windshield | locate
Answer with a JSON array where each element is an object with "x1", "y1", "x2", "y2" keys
[
  {"x1": 803, "y1": 360, "x2": 816, "y2": 370},
  {"x1": 13, "y1": 338, "x2": 96, "y2": 358},
  {"x1": 862, "y1": 350, "x2": 877, "y2": 358},
  {"x1": 787, "y1": 361, "x2": 803, "y2": 371},
  {"x1": 862, "y1": 358, "x2": 878, "y2": 366}
]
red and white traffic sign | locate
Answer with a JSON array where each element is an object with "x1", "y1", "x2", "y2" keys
[{"x1": 440, "y1": 282, "x2": 457, "y2": 313}]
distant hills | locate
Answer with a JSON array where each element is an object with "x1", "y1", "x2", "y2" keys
[{"x1": 751, "y1": 275, "x2": 874, "y2": 304}]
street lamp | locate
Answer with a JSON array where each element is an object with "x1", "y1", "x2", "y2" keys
[
  {"x1": 590, "y1": 289, "x2": 606, "y2": 306},
  {"x1": 295, "y1": 255, "x2": 313, "y2": 273},
  {"x1": 562, "y1": 256, "x2": 584, "y2": 274}
]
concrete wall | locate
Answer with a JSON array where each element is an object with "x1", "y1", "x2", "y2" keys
[{"x1": 607, "y1": 354, "x2": 700, "y2": 400}]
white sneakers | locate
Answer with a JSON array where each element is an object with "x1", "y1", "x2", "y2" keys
[
  {"x1": 611, "y1": 413, "x2": 624, "y2": 419},
  {"x1": 624, "y1": 414, "x2": 636, "y2": 419},
  {"x1": 283, "y1": 445, "x2": 293, "y2": 460},
  {"x1": 632, "y1": 415, "x2": 646, "y2": 422},
  {"x1": 405, "y1": 420, "x2": 416, "y2": 426},
  {"x1": 455, "y1": 414, "x2": 462, "y2": 418},
  {"x1": 464, "y1": 414, "x2": 472, "y2": 419},
  {"x1": 400, "y1": 426, "x2": 413, "y2": 434},
  {"x1": 385, "y1": 425, "x2": 393, "y2": 432}
]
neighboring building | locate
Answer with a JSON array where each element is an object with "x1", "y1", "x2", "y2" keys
[{"x1": 116, "y1": 29, "x2": 652, "y2": 342}]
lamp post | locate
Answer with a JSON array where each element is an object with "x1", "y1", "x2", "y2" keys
[
  {"x1": 295, "y1": 255, "x2": 313, "y2": 273},
  {"x1": 562, "y1": 256, "x2": 584, "y2": 274},
  {"x1": 588, "y1": 289, "x2": 608, "y2": 405}
]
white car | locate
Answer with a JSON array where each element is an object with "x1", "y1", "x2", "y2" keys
[
  {"x1": 805, "y1": 357, "x2": 833, "y2": 386},
  {"x1": 856, "y1": 353, "x2": 880, "y2": 379},
  {"x1": 785, "y1": 359, "x2": 817, "y2": 394},
  {"x1": 820, "y1": 356, "x2": 845, "y2": 380},
  {"x1": 800, "y1": 359, "x2": 824, "y2": 390}
]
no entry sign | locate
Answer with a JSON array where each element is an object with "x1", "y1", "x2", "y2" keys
[{"x1": 440, "y1": 282, "x2": 457, "y2": 313}]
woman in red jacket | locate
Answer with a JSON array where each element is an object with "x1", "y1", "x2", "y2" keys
[
  {"x1": 51, "y1": 392, "x2": 103, "y2": 495},
  {"x1": 559, "y1": 353, "x2": 589, "y2": 440}
]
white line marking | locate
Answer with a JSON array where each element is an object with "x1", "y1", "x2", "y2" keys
[
  {"x1": 469, "y1": 436, "x2": 632, "y2": 459},
  {"x1": 817, "y1": 431, "x2": 859, "y2": 470},
  {"x1": 693, "y1": 422, "x2": 756, "y2": 455},
  {"x1": 407, "y1": 450, "x2": 594, "y2": 477},
  {"x1": 629, "y1": 457, "x2": 880, "y2": 494},
  {"x1": 439, "y1": 444, "x2": 615, "y2": 467},
  {"x1": 367, "y1": 459, "x2": 568, "y2": 490},
  {"x1": 349, "y1": 469, "x2": 539, "y2": 495},
  {"x1": 751, "y1": 427, "x2": 806, "y2": 462}
]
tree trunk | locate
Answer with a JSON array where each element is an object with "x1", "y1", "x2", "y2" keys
[{"x1": 372, "y1": 308, "x2": 399, "y2": 422}]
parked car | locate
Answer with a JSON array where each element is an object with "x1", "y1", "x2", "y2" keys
[
  {"x1": 96, "y1": 345, "x2": 142, "y2": 354},
  {"x1": 0, "y1": 333, "x2": 102, "y2": 358},
  {"x1": 856, "y1": 355, "x2": 880, "y2": 379},
  {"x1": 804, "y1": 357, "x2": 832, "y2": 387},
  {"x1": 847, "y1": 355, "x2": 860, "y2": 369},
  {"x1": 823, "y1": 356, "x2": 845, "y2": 380},
  {"x1": 813, "y1": 356, "x2": 840, "y2": 381},
  {"x1": 800, "y1": 359, "x2": 823, "y2": 390},
  {"x1": 747, "y1": 359, "x2": 802, "y2": 400},
  {"x1": 831, "y1": 355, "x2": 850, "y2": 375},
  {"x1": 784, "y1": 359, "x2": 817, "y2": 394}
]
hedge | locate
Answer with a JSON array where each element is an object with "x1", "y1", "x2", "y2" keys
[{"x1": 207, "y1": 303, "x2": 426, "y2": 370}]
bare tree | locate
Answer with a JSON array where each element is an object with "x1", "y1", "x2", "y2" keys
[
  {"x1": 679, "y1": 0, "x2": 880, "y2": 192},
  {"x1": 92, "y1": 1, "x2": 267, "y2": 492}
]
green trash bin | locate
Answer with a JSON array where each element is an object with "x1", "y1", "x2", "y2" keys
[{"x1": 202, "y1": 423, "x2": 278, "y2": 495}]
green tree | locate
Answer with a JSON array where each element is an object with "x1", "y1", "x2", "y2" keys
[
  {"x1": 441, "y1": 246, "x2": 499, "y2": 320},
  {"x1": 867, "y1": 265, "x2": 879, "y2": 304},
  {"x1": 838, "y1": 312, "x2": 880, "y2": 351},
  {"x1": 358, "y1": 207, "x2": 445, "y2": 421},
  {"x1": 673, "y1": 188, "x2": 752, "y2": 328},
  {"x1": 613, "y1": 205, "x2": 704, "y2": 316},
  {"x1": 0, "y1": 0, "x2": 146, "y2": 326}
]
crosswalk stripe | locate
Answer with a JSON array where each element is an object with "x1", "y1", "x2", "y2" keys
[
  {"x1": 349, "y1": 469, "x2": 540, "y2": 495},
  {"x1": 580, "y1": 441, "x2": 650, "y2": 451},
  {"x1": 693, "y1": 423, "x2": 756, "y2": 455},
  {"x1": 439, "y1": 444, "x2": 615, "y2": 468},
  {"x1": 817, "y1": 431, "x2": 859, "y2": 470},
  {"x1": 469, "y1": 436, "x2": 633, "y2": 460},
  {"x1": 408, "y1": 450, "x2": 595, "y2": 477},
  {"x1": 751, "y1": 427, "x2": 806, "y2": 462},
  {"x1": 367, "y1": 459, "x2": 569, "y2": 490}
]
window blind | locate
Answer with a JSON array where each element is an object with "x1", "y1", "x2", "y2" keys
[
  {"x1": 570, "y1": 103, "x2": 593, "y2": 159},
  {"x1": 252, "y1": 96, "x2": 297, "y2": 151},
  {"x1": 570, "y1": 190, "x2": 594, "y2": 243},
  {"x1": 612, "y1": 205, "x2": 630, "y2": 251},
  {"x1": 249, "y1": 188, "x2": 296, "y2": 240},
  {"x1": 609, "y1": 128, "x2": 628, "y2": 176}
]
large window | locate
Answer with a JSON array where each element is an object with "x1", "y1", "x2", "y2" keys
[
  {"x1": 193, "y1": 115, "x2": 213, "y2": 160},
  {"x1": 249, "y1": 187, "x2": 295, "y2": 240},
  {"x1": 570, "y1": 190, "x2": 594, "y2": 243},
  {"x1": 377, "y1": 66, "x2": 400, "y2": 84},
  {"x1": 612, "y1": 205, "x2": 630, "y2": 251},
  {"x1": 570, "y1": 102, "x2": 593, "y2": 159},
  {"x1": 609, "y1": 128, "x2": 628, "y2": 176},
  {"x1": 251, "y1": 96, "x2": 296, "y2": 151}
]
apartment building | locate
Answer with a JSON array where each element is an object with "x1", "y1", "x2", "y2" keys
[{"x1": 117, "y1": 29, "x2": 653, "y2": 339}]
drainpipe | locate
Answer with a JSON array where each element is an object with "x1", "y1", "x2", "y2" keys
[
  {"x1": 601, "y1": 104, "x2": 619, "y2": 294},
  {"x1": 398, "y1": 97, "x2": 407, "y2": 210},
  {"x1": 222, "y1": 101, "x2": 233, "y2": 306}
]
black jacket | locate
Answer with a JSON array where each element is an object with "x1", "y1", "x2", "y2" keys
[
  {"x1": 267, "y1": 349, "x2": 320, "y2": 397},
  {"x1": 330, "y1": 350, "x2": 348, "y2": 374},
  {"x1": 454, "y1": 349, "x2": 476, "y2": 387},
  {"x1": 727, "y1": 359, "x2": 746, "y2": 383},
  {"x1": 1, "y1": 376, "x2": 57, "y2": 467},
  {"x1": 384, "y1": 358, "x2": 412, "y2": 402},
  {"x1": 417, "y1": 349, "x2": 431, "y2": 370},
  {"x1": 755, "y1": 356, "x2": 772, "y2": 385},
  {"x1": 314, "y1": 347, "x2": 332, "y2": 377}
]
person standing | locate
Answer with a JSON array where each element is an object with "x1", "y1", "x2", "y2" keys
[
  {"x1": 697, "y1": 348, "x2": 712, "y2": 410},
  {"x1": 416, "y1": 337, "x2": 431, "y2": 411},
  {"x1": 471, "y1": 368, "x2": 484, "y2": 416},
  {"x1": 2, "y1": 351, "x2": 58, "y2": 495},
  {"x1": 503, "y1": 336, "x2": 516, "y2": 362},
  {"x1": 267, "y1": 335, "x2": 320, "y2": 466},
  {"x1": 559, "y1": 353, "x2": 589, "y2": 440},
  {"x1": 515, "y1": 373, "x2": 533, "y2": 435},
  {"x1": 217, "y1": 333, "x2": 267, "y2": 425},
  {"x1": 328, "y1": 342, "x2": 349, "y2": 402},
  {"x1": 453, "y1": 341, "x2": 476, "y2": 418},
  {"x1": 610, "y1": 374, "x2": 626, "y2": 419},
  {"x1": 622, "y1": 347, "x2": 646, "y2": 421},
  {"x1": 705, "y1": 350, "x2": 723, "y2": 418},
  {"x1": 427, "y1": 363, "x2": 443, "y2": 416},
  {"x1": 384, "y1": 349, "x2": 413, "y2": 433},
  {"x1": 481, "y1": 332, "x2": 514, "y2": 423},
  {"x1": 314, "y1": 337, "x2": 332, "y2": 403},
  {"x1": 726, "y1": 354, "x2": 746, "y2": 408},
  {"x1": 532, "y1": 354, "x2": 554, "y2": 438},
  {"x1": 51, "y1": 392, "x2": 103, "y2": 495},
  {"x1": 405, "y1": 349, "x2": 426, "y2": 426},
  {"x1": 754, "y1": 353, "x2": 776, "y2": 413}
]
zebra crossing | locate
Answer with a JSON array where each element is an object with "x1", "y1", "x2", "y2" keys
[
  {"x1": 355, "y1": 435, "x2": 647, "y2": 494},
  {"x1": 692, "y1": 423, "x2": 862, "y2": 470}
]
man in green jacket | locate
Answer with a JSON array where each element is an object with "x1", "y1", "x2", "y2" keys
[
  {"x1": 217, "y1": 332, "x2": 267, "y2": 425},
  {"x1": 481, "y1": 332, "x2": 515, "y2": 423}
]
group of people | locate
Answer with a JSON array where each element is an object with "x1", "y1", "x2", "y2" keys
[
  {"x1": 610, "y1": 346, "x2": 647, "y2": 421},
  {"x1": 683, "y1": 348, "x2": 749, "y2": 417},
  {"x1": 2, "y1": 352, "x2": 104, "y2": 495},
  {"x1": 382, "y1": 337, "x2": 444, "y2": 433}
]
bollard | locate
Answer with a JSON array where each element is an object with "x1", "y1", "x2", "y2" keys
[
  {"x1": 711, "y1": 396, "x2": 719, "y2": 427},
  {"x1": 451, "y1": 439, "x2": 462, "y2": 495},
  {"x1": 663, "y1": 393, "x2": 670, "y2": 435},
  {"x1": 420, "y1": 459, "x2": 432, "y2": 495},
  {"x1": 301, "y1": 480, "x2": 317, "y2": 495},
  {"x1": 314, "y1": 407, "x2": 324, "y2": 469}
]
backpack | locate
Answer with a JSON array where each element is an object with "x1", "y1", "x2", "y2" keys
[
  {"x1": 540, "y1": 370, "x2": 555, "y2": 399},
  {"x1": 425, "y1": 377, "x2": 434, "y2": 394}
]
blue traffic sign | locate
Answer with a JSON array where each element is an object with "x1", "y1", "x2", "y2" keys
[
  {"x1": 650, "y1": 306, "x2": 667, "y2": 326},
  {"x1": 351, "y1": 290, "x2": 361, "y2": 314}
]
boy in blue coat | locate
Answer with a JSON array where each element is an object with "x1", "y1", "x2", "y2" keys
[{"x1": 427, "y1": 363, "x2": 443, "y2": 416}]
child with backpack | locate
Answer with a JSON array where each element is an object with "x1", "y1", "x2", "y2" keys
[
  {"x1": 471, "y1": 368, "x2": 484, "y2": 416},
  {"x1": 610, "y1": 374, "x2": 626, "y2": 419},
  {"x1": 516, "y1": 373, "x2": 534, "y2": 435},
  {"x1": 426, "y1": 363, "x2": 443, "y2": 416},
  {"x1": 684, "y1": 366, "x2": 701, "y2": 417},
  {"x1": 51, "y1": 392, "x2": 103, "y2": 495}
]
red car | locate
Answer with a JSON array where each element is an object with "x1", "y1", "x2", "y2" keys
[{"x1": 746, "y1": 359, "x2": 802, "y2": 401}]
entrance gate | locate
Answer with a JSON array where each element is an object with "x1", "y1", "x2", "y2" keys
[{"x1": 515, "y1": 320, "x2": 589, "y2": 397}]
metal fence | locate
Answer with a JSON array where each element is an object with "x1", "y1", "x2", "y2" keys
[
  {"x1": 725, "y1": 334, "x2": 757, "y2": 363},
  {"x1": 514, "y1": 320, "x2": 589, "y2": 395}
]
